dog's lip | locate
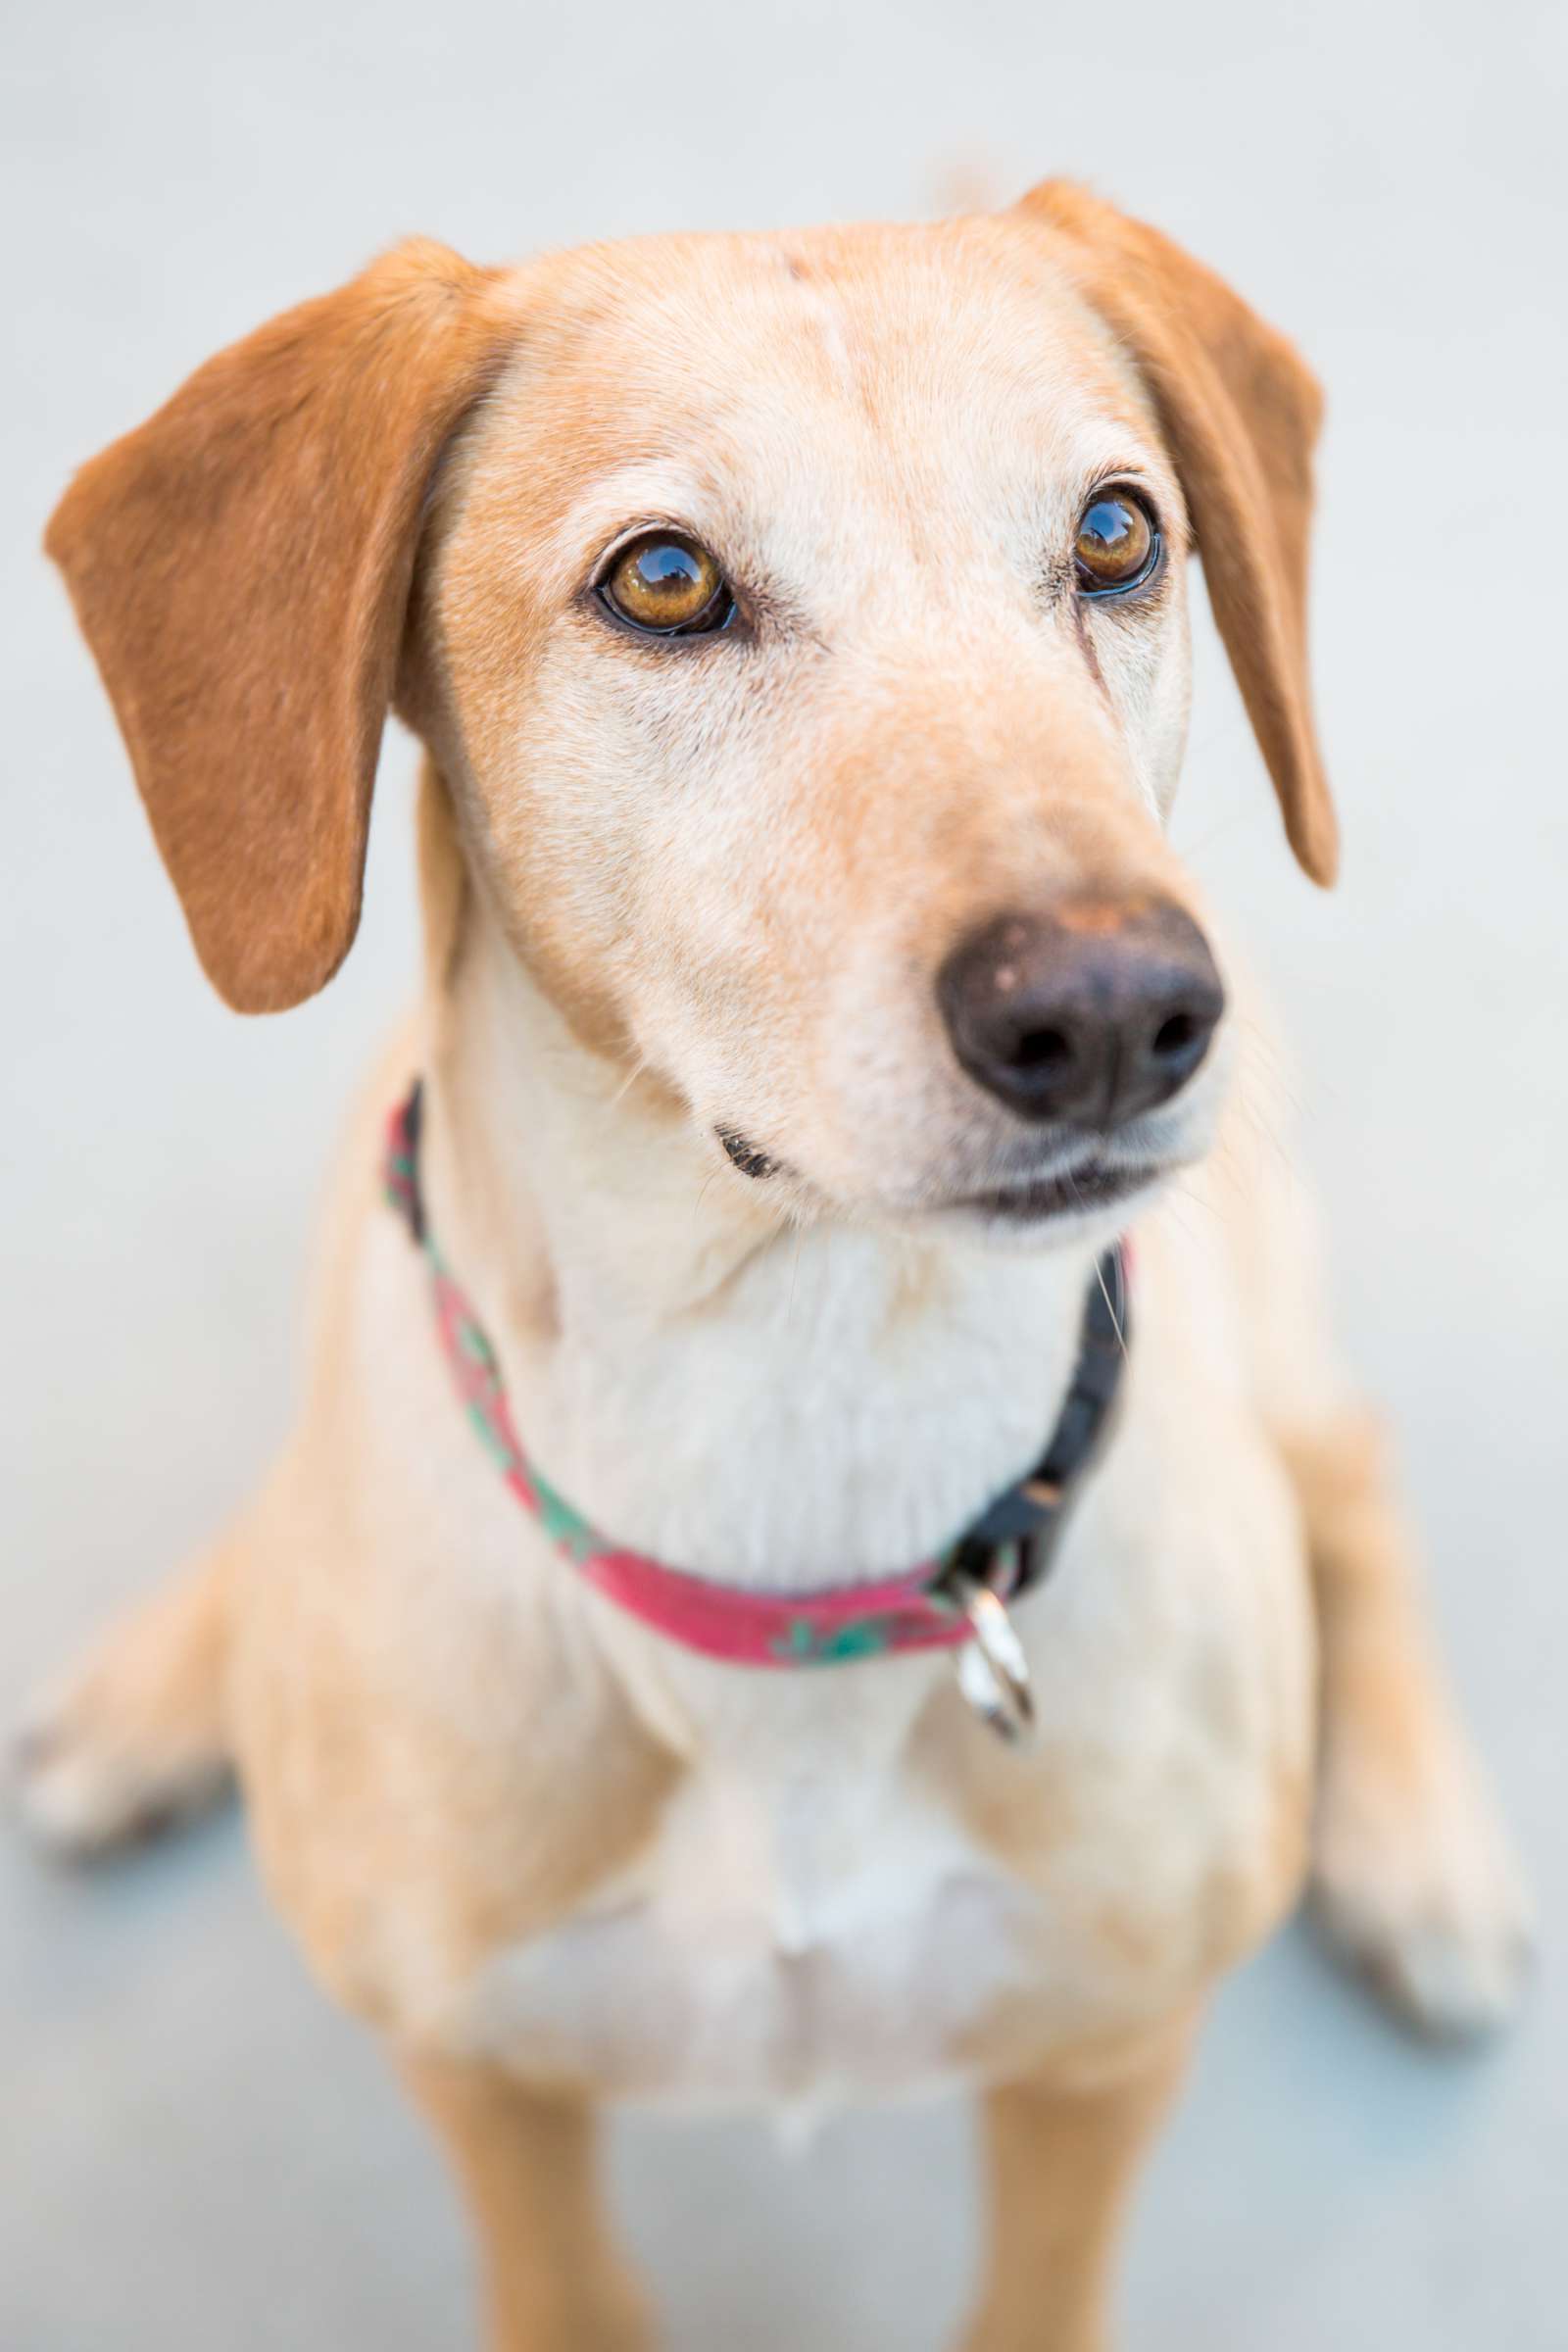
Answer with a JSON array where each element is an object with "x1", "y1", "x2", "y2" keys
[
  {"x1": 714, "y1": 1125, "x2": 787, "y2": 1181},
  {"x1": 940, "y1": 1155, "x2": 1162, "y2": 1224}
]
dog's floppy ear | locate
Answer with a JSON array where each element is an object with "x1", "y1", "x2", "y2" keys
[
  {"x1": 45, "y1": 242, "x2": 521, "y2": 1011},
  {"x1": 1016, "y1": 180, "x2": 1338, "y2": 885}
]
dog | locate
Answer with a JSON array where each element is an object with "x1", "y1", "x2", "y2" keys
[{"x1": 19, "y1": 179, "x2": 1533, "y2": 2349}]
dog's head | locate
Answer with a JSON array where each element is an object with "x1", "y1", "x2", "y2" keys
[{"x1": 47, "y1": 185, "x2": 1333, "y2": 1242}]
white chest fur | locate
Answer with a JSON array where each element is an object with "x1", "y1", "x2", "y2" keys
[{"x1": 455, "y1": 1711, "x2": 1047, "y2": 2111}]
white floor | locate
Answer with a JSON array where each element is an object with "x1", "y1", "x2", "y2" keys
[{"x1": 5, "y1": 2, "x2": 1565, "y2": 2345}]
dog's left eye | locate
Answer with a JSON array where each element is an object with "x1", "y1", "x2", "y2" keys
[
  {"x1": 1073, "y1": 490, "x2": 1160, "y2": 596},
  {"x1": 597, "y1": 533, "x2": 735, "y2": 637}
]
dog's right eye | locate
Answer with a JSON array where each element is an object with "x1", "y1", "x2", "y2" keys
[
  {"x1": 597, "y1": 533, "x2": 735, "y2": 637},
  {"x1": 1073, "y1": 489, "x2": 1160, "y2": 597}
]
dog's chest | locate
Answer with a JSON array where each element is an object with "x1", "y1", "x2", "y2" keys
[
  {"x1": 451, "y1": 1718, "x2": 1054, "y2": 2111},
  {"x1": 341, "y1": 1188, "x2": 1309, "y2": 2107}
]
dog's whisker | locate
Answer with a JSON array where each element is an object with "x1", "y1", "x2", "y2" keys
[
  {"x1": 1093, "y1": 1249, "x2": 1129, "y2": 1358},
  {"x1": 693, "y1": 1168, "x2": 721, "y2": 1225},
  {"x1": 609, "y1": 1053, "x2": 650, "y2": 1110}
]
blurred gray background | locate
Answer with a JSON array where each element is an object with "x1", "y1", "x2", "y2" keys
[{"x1": 5, "y1": 1, "x2": 1565, "y2": 2344}]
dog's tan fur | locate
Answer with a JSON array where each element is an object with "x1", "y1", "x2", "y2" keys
[{"x1": 21, "y1": 183, "x2": 1530, "y2": 2347}]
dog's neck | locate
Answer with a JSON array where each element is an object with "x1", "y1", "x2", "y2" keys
[{"x1": 418, "y1": 900, "x2": 1102, "y2": 1592}]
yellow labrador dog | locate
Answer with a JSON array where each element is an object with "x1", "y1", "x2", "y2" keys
[{"x1": 21, "y1": 181, "x2": 1531, "y2": 2349}]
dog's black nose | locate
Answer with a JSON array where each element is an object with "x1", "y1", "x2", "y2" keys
[{"x1": 937, "y1": 901, "x2": 1225, "y2": 1127}]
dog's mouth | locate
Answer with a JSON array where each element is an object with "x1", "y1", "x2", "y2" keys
[
  {"x1": 942, "y1": 1155, "x2": 1163, "y2": 1226},
  {"x1": 716, "y1": 1118, "x2": 1166, "y2": 1231}
]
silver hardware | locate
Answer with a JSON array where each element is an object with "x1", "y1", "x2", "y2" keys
[{"x1": 947, "y1": 1568, "x2": 1036, "y2": 1746}]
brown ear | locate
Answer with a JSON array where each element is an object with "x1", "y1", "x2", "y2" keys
[
  {"x1": 45, "y1": 242, "x2": 522, "y2": 1010},
  {"x1": 1016, "y1": 181, "x2": 1338, "y2": 885}
]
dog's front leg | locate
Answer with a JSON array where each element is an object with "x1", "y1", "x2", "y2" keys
[
  {"x1": 956, "y1": 2019, "x2": 1193, "y2": 2352},
  {"x1": 1287, "y1": 1411, "x2": 1534, "y2": 2039},
  {"x1": 402, "y1": 2052, "x2": 653, "y2": 2352}
]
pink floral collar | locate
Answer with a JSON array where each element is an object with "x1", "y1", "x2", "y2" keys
[{"x1": 385, "y1": 1083, "x2": 1129, "y2": 1679}]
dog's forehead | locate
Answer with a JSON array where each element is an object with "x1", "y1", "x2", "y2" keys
[{"x1": 477, "y1": 218, "x2": 1162, "y2": 513}]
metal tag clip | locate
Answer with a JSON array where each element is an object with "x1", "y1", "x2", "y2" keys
[{"x1": 945, "y1": 1565, "x2": 1037, "y2": 1746}]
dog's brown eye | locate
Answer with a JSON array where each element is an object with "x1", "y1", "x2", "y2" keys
[
  {"x1": 598, "y1": 533, "x2": 733, "y2": 636},
  {"x1": 1074, "y1": 491, "x2": 1158, "y2": 595}
]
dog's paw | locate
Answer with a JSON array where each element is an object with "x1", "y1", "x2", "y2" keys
[
  {"x1": 10, "y1": 1702, "x2": 222, "y2": 1862},
  {"x1": 1310, "y1": 1735, "x2": 1535, "y2": 2043},
  {"x1": 10, "y1": 1573, "x2": 232, "y2": 1860},
  {"x1": 10, "y1": 1684, "x2": 230, "y2": 1860}
]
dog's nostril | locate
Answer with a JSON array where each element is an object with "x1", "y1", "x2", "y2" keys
[
  {"x1": 1011, "y1": 1025, "x2": 1073, "y2": 1072},
  {"x1": 1152, "y1": 1011, "x2": 1199, "y2": 1060}
]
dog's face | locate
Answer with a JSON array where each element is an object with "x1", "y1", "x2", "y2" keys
[
  {"x1": 46, "y1": 186, "x2": 1335, "y2": 1242},
  {"x1": 423, "y1": 223, "x2": 1209, "y2": 1232}
]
